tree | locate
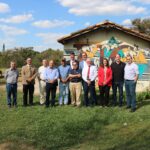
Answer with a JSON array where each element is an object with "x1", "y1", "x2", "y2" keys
[{"x1": 132, "y1": 18, "x2": 150, "y2": 36}]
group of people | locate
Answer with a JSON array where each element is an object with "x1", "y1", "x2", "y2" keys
[{"x1": 4, "y1": 52, "x2": 139, "y2": 112}]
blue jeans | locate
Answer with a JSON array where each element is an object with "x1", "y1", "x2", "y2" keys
[
  {"x1": 125, "y1": 80, "x2": 136, "y2": 109},
  {"x1": 59, "y1": 82, "x2": 69, "y2": 105},
  {"x1": 6, "y1": 83, "x2": 17, "y2": 106},
  {"x1": 112, "y1": 81, "x2": 124, "y2": 106}
]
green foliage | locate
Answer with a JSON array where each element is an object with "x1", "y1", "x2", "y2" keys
[
  {"x1": 0, "y1": 90, "x2": 150, "y2": 150},
  {"x1": 132, "y1": 18, "x2": 150, "y2": 35},
  {"x1": 0, "y1": 48, "x2": 63, "y2": 68}
]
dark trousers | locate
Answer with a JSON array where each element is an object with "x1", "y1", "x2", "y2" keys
[
  {"x1": 112, "y1": 81, "x2": 124, "y2": 106},
  {"x1": 83, "y1": 81, "x2": 97, "y2": 106},
  {"x1": 23, "y1": 84, "x2": 34, "y2": 106},
  {"x1": 99, "y1": 85, "x2": 110, "y2": 106},
  {"x1": 46, "y1": 83, "x2": 57, "y2": 107},
  {"x1": 6, "y1": 83, "x2": 17, "y2": 106}
]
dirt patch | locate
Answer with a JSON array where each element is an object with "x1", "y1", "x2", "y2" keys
[{"x1": 0, "y1": 142, "x2": 35, "y2": 150}]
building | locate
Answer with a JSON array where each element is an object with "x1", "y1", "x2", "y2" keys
[{"x1": 58, "y1": 20, "x2": 150, "y2": 91}]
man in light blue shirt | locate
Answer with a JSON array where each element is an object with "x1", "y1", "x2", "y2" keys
[
  {"x1": 58, "y1": 58, "x2": 70, "y2": 105},
  {"x1": 79, "y1": 52, "x2": 87, "y2": 70},
  {"x1": 44, "y1": 60, "x2": 59, "y2": 107}
]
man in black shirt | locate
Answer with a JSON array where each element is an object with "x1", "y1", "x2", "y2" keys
[
  {"x1": 69, "y1": 61, "x2": 82, "y2": 106},
  {"x1": 111, "y1": 54, "x2": 125, "y2": 106}
]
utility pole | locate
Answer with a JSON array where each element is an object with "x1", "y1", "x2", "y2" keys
[{"x1": 2, "y1": 43, "x2": 5, "y2": 52}]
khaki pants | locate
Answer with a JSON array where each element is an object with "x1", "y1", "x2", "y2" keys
[
  {"x1": 39, "y1": 80, "x2": 46, "y2": 104},
  {"x1": 69, "y1": 82, "x2": 82, "y2": 106}
]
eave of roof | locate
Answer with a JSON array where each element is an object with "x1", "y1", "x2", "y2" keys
[{"x1": 57, "y1": 20, "x2": 150, "y2": 44}]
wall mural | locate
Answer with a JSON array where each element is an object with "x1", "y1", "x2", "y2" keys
[{"x1": 81, "y1": 37, "x2": 150, "y2": 80}]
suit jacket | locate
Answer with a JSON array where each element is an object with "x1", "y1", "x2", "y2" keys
[{"x1": 21, "y1": 65, "x2": 37, "y2": 85}]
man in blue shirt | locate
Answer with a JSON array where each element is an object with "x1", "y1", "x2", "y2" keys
[
  {"x1": 44, "y1": 60, "x2": 59, "y2": 107},
  {"x1": 58, "y1": 58, "x2": 70, "y2": 105}
]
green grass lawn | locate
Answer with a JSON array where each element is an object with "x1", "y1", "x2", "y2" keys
[{"x1": 0, "y1": 90, "x2": 150, "y2": 150}]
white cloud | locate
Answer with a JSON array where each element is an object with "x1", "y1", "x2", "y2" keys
[
  {"x1": 32, "y1": 19, "x2": 74, "y2": 28},
  {"x1": 84, "y1": 22, "x2": 91, "y2": 27},
  {"x1": 0, "y1": 13, "x2": 33, "y2": 24},
  {"x1": 36, "y1": 32, "x2": 64, "y2": 49},
  {"x1": 0, "y1": 25, "x2": 28, "y2": 36},
  {"x1": 0, "y1": 2, "x2": 10, "y2": 13},
  {"x1": 122, "y1": 19, "x2": 132, "y2": 26},
  {"x1": 57, "y1": 0, "x2": 147, "y2": 16},
  {"x1": 139, "y1": 0, "x2": 150, "y2": 4}
]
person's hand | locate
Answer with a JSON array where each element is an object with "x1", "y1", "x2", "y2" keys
[
  {"x1": 87, "y1": 80, "x2": 91, "y2": 86},
  {"x1": 103, "y1": 81, "x2": 106, "y2": 85},
  {"x1": 27, "y1": 78, "x2": 32, "y2": 82}
]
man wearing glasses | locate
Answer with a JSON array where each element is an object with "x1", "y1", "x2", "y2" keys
[{"x1": 68, "y1": 61, "x2": 82, "y2": 106}]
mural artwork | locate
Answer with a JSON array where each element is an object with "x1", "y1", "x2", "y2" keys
[{"x1": 81, "y1": 37, "x2": 150, "y2": 80}]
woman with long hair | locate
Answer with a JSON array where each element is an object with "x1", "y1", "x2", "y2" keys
[{"x1": 98, "y1": 58, "x2": 112, "y2": 106}]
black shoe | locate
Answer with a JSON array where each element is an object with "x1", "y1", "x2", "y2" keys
[
  {"x1": 8, "y1": 105, "x2": 11, "y2": 108},
  {"x1": 126, "y1": 106, "x2": 131, "y2": 109},
  {"x1": 130, "y1": 108, "x2": 136, "y2": 112}
]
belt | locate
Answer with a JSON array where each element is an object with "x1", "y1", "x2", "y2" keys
[
  {"x1": 70, "y1": 81, "x2": 81, "y2": 83},
  {"x1": 125, "y1": 79, "x2": 134, "y2": 81}
]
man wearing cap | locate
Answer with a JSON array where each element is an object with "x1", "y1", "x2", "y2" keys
[
  {"x1": 69, "y1": 61, "x2": 82, "y2": 106},
  {"x1": 4, "y1": 61, "x2": 19, "y2": 108},
  {"x1": 58, "y1": 58, "x2": 70, "y2": 105}
]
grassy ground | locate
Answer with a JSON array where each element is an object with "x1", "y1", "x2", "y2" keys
[{"x1": 0, "y1": 90, "x2": 150, "y2": 150}]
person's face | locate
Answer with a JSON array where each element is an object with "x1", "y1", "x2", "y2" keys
[
  {"x1": 42, "y1": 60, "x2": 47, "y2": 67},
  {"x1": 72, "y1": 63, "x2": 78, "y2": 69},
  {"x1": 70, "y1": 54, "x2": 75, "y2": 60},
  {"x1": 27, "y1": 58, "x2": 32, "y2": 65},
  {"x1": 10, "y1": 62, "x2": 16, "y2": 69},
  {"x1": 61, "y1": 60, "x2": 66, "y2": 66},
  {"x1": 103, "y1": 59, "x2": 108, "y2": 67},
  {"x1": 49, "y1": 61, "x2": 54, "y2": 68},
  {"x1": 82, "y1": 53, "x2": 87, "y2": 61},
  {"x1": 115, "y1": 54, "x2": 121, "y2": 63},
  {"x1": 86, "y1": 59, "x2": 91, "y2": 66},
  {"x1": 126, "y1": 56, "x2": 132, "y2": 64}
]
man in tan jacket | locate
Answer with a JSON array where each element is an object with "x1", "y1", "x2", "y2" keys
[{"x1": 21, "y1": 58, "x2": 37, "y2": 106}]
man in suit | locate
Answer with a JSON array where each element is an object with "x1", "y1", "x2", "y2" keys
[{"x1": 21, "y1": 58, "x2": 37, "y2": 106}]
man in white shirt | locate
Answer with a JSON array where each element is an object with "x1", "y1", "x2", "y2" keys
[
  {"x1": 124, "y1": 55, "x2": 139, "y2": 112},
  {"x1": 82, "y1": 58, "x2": 97, "y2": 106},
  {"x1": 38, "y1": 59, "x2": 48, "y2": 105}
]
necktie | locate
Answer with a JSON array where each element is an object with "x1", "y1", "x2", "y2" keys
[{"x1": 87, "y1": 66, "x2": 90, "y2": 80}]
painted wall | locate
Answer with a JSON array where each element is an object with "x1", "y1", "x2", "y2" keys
[{"x1": 63, "y1": 28, "x2": 150, "y2": 83}]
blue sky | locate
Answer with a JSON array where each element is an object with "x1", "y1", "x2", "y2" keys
[{"x1": 0, "y1": 0, "x2": 150, "y2": 51}]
